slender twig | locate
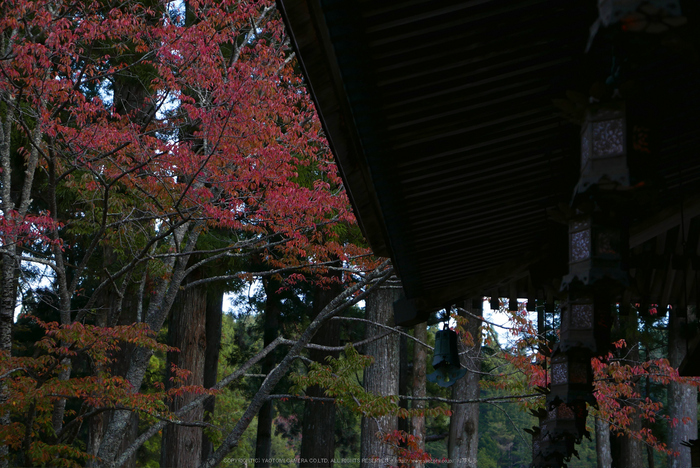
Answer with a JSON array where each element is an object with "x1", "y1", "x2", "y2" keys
[
  {"x1": 331, "y1": 317, "x2": 433, "y2": 350},
  {"x1": 268, "y1": 394, "x2": 335, "y2": 403},
  {"x1": 265, "y1": 393, "x2": 541, "y2": 406},
  {"x1": 403, "y1": 393, "x2": 540, "y2": 405},
  {"x1": 455, "y1": 306, "x2": 517, "y2": 331},
  {"x1": 487, "y1": 401, "x2": 531, "y2": 446},
  {"x1": 426, "y1": 433, "x2": 448, "y2": 442},
  {"x1": 114, "y1": 262, "x2": 393, "y2": 468},
  {"x1": 277, "y1": 330, "x2": 392, "y2": 352}
]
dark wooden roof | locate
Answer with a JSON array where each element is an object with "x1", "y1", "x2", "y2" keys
[{"x1": 278, "y1": 0, "x2": 700, "y2": 324}]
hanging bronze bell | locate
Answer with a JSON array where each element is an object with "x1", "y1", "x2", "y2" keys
[{"x1": 427, "y1": 329, "x2": 467, "y2": 387}]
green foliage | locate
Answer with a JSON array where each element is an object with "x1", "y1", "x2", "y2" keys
[
  {"x1": 292, "y1": 345, "x2": 450, "y2": 422},
  {"x1": 566, "y1": 420, "x2": 596, "y2": 468},
  {"x1": 476, "y1": 394, "x2": 532, "y2": 468},
  {"x1": 210, "y1": 387, "x2": 256, "y2": 459},
  {"x1": 136, "y1": 419, "x2": 161, "y2": 468},
  {"x1": 334, "y1": 404, "x2": 361, "y2": 462},
  {"x1": 213, "y1": 312, "x2": 303, "y2": 465}
]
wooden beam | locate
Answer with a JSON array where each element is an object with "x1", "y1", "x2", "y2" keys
[{"x1": 630, "y1": 196, "x2": 700, "y2": 248}]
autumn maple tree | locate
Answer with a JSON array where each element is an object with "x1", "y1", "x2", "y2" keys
[
  {"x1": 0, "y1": 0, "x2": 382, "y2": 466},
  {"x1": 478, "y1": 302, "x2": 700, "y2": 466},
  {"x1": 4, "y1": 1, "x2": 697, "y2": 467}
]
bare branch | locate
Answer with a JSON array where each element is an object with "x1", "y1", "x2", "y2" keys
[
  {"x1": 455, "y1": 306, "x2": 517, "y2": 332},
  {"x1": 227, "y1": 5, "x2": 275, "y2": 69},
  {"x1": 332, "y1": 316, "x2": 433, "y2": 350},
  {"x1": 268, "y1": 394, "x2": 335, "y2": 403},
  {"x1": 265, "y1": 393, "x2": 541, "y2": 406},
  {"x1": 0, "y1": 250, "x2": 56, "y2": 270},
  {"x1": 112, "y1": 261, "x2": 393, "y2": 468},
  {"x1": 426, "y1": 433, "x2": 448, "y2": 442},
  {"x1": 277, "y1": 330, "x2": 392, "y2": 352},
  {"x1": 486, "y1": 401, "x2": 531, "y2": 447},
  {"x1": 110, "y1": 334, "x2": 286, "y2": 468},
  {"x1": 404, "y1": 393, "x2": 541, "y2": 405},
  {"x1": 199, "y1": 260, "x2": 392, "y2": 468}
]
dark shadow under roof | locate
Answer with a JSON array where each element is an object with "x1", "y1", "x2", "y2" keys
[{"x1": 278, "y1": 0, "x2": 700, "y2": 323}]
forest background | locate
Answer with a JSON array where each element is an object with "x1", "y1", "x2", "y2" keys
[{"x1": 0, "y1": 0, "x2": 698, "y2": 467}]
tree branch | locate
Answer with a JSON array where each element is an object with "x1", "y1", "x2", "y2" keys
[
  {"x1": 183, "y1": 253, "x2": 376, "y2": 289},
  {"x1": 276, "y1": 330, "x2": 393, "y2": 352},
  {"x1": 110, "y1": 334, "x2": 286, "y2": 468},
  {"x1": 0, "y1": 368, "x2": 25, "y2": 380},
  {"x1": 486, "y1": 401, "x2": 531, "y2": 447},
  {"x1": 198, "y1": 261, "x2": 392, "y2": 468},
  {"x1": 332, "y1": 316, "x2": 433, "y2": 350},
  {"x1": 264, "y1": 393, "x2": 541, "y2": 406},
  {"x1": 113, "y1": 261, "x2": 392, "y2": 468},
  {"x1": 455, "y1": 306, "x2": 519, "y2": 332}
]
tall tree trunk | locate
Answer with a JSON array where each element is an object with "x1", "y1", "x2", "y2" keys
[
  {"x1": 1, "y1": 92, "x2": 41, "y2": 467},
  {"x1": 202, "y1": 287, "x2": 224, "y2": 463},
  {"x1": 87, "y1": 250, "x2": 120, "y2": 467},
  {"x1": 617, "y1": 415, "x2": 644, "y2": 467},
  {"x1": 411, "y1": 322, "x2": 428, "y2": 465},
  {"x1": 668, "y1": 305, "x2": 698, "y2": 468},
  {"x1": 300, "y1": 278, "x2": 343, "y2": 468},
  {"x1": 160, "y1": 283, "x2": 208, "y2": 468},
  {"x1": 398, "y1": 331, "x2": 410, "y2": 436},
  {"x1": 0, "y1": 97, "x2": 15, "y2": 361},
  {"x1": 255, "y1": 278, "x2": 281, "y2": 468},
  {"x1": 613, "y1": 304, "x2": 644, "y2": 467},
  {"x1": 596, "y1": 416, "x2": 612, "y2": 468},
  {"x1": 111, "y1": 278, "x2": 143, "y2": 468},
  {"x1": 0, "y1": 249, "x2": 17, "y2": 468},
  {"x1": 0, "y1": 251, "x2": 16, "y2": 468},
  {"x1": 0, "y1": 255, "x2": 16, "y2": 356},
  {"x1": 448, "y1": 299, "x2": 482, "y2": 468},
  {"x1": 360, "y1": 284, "x2": 401, "y2": 468}
]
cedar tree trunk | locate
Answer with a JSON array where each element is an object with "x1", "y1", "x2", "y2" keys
[
  {"x1": 412, "y1": 322, "x2": 428, "y2": 464},
  {"x1": 160, "y1": 282, "x2": 208, "y2": 468},
  {"x1": 612, "y1": 305, "x2": 644, "y2": 467},
  {"x1": 398, "y1": 332, "x2": 410, "y2": 435},
  {"x1": 300, "y1": 278, "x2": 343, "y2": 467},
  {"x1": 596, "y1": 416, "x2": 612, "y2": 468},
  {"x1": 255, "y1": 277, "x2": 281, "y2": 468},
  {"x1": 668, "y1": 306, "x2": 698, "y2": 468},
  {"x1": 360, "y1": 285, "x2": 400, "y2": 467},
  {"x1": 448, "y1": 299, "x2": 482, "y2": 468},
  {"x1": 202, "y1": 288, "x2": 224, "y2": 463}
]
